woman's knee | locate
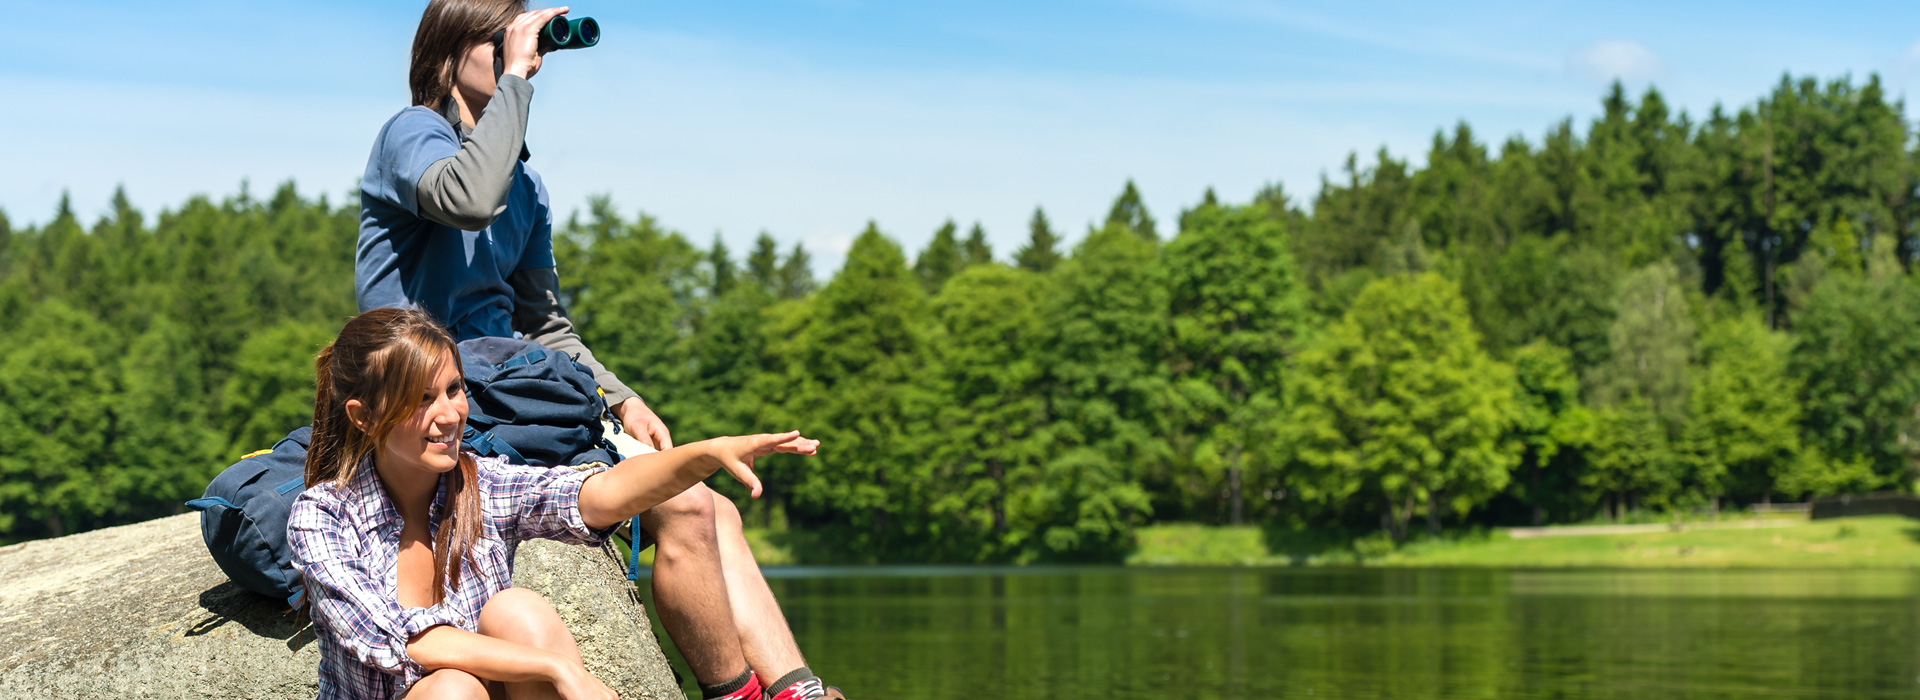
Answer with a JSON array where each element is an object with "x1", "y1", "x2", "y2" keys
[
  {"x1": 408, "y1": 668, "x2": 488, "y2": 699},
  {"x1": 478, "y1": 587, "x2": 579, "y2": 660}
]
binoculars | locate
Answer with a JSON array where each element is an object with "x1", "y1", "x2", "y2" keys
[
  {"x1": 489, "y1": 15, "x2": 597, "y2": 79},
  {"x1": 489, "y1": 15, "x2": 600, "y2": 53}
]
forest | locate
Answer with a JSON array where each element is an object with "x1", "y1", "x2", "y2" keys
[{"x1": 4, "y1": 75, "x2": 1920, "y2": 562}]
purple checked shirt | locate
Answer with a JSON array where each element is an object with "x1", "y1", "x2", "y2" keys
[{"x1": 287, "y1": 454, "x2": 615, "y2": 699}]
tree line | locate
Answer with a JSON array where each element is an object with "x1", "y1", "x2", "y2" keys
[{"x1": 5, "y1": 75, "x2": 1920, "y2": 561}]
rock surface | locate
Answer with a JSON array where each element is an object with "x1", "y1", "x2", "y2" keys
[{"x1": 0, "y1": 513, "x2": 680, "y2": 699}]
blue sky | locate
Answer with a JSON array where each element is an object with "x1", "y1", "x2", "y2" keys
[{"x1": 7, "y1": 1, "x2": 1920, "y2": 274}]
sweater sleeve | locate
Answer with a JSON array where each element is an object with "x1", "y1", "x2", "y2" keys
[
  {"x1": 414, "y1": 75, "x2": 535, "y2": 231},
  {"x1": 506, "y1": 266, "x2": 640, "y2": 406}
]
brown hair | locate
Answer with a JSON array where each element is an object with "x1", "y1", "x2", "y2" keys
[
  {"x1": 307, "y1": 307, "x2": 481, "y2": 605},
  {"x1": 409, "y1": 0, "x2": 526, "y2": 108}
]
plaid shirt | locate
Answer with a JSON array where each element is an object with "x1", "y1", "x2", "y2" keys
[{"x1": 288, "y1": 454, "x2": 614, "y2": 699}]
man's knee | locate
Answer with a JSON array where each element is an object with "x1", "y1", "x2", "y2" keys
[
  {"x1": 408, "y1": 668, "x2": 487, "y2": 699},
  {"x1": 710, "y1": 491, "x2": 744, "y2": 534},
  {"x1": 653, "y1": 482, "x2": 719, "y2": 523}
]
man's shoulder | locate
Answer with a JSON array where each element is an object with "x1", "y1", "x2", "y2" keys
[
  {"x1": 377, "y1": 105, "x2": 454, "y2": 142},
  {"x1": 368, "y1": 105, "x2": 460, "y2": 168}
]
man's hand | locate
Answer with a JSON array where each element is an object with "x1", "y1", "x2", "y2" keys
[{"x1": 615, "y1": 396, "x2": 674, "y2": 451}]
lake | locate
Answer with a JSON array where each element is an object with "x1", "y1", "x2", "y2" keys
[{"x1": 651, "y1": 566, "x2": 1920, "y2": 699}]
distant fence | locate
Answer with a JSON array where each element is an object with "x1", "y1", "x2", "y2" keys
[
  {"x1": 1809, "y1": 493, "x2": 1920, "y2": 520},
  {"x1": 1748, "y1": 502, "x2": 1812, "y2": 515}
]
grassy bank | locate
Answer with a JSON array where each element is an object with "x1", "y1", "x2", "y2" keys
[
  {"x1": 622, "y1": 516, "x2": 1920, "y2": 569},
  {"x1": 1129, "y1": 516, "x2": 1920, "y2": 568}
]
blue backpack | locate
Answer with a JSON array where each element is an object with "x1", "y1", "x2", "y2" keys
[
  {"x1": 456, "y1": 336, "x2": 623, "y2": 468},
  {"x1": 185, "y1": 427, "x2": 312, "y2": 608}
]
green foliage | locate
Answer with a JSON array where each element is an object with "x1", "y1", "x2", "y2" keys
[
  {"x1": 784, "y1": 223, "x2": 941, "y2": 559},
  {"x1": 962, "y1": 222, "x2": 993, "y2": 266},
  {"x1": 913, "y1": 219, "x2": 963, "y2": 294},
  {"x1": 1284, "y1": 273, "x2": 1521, "y2": 541},
  {"x1": 0, "y1": 182, "x2": 352, "y2": 541},
  {"x1": 1014, "y1": 207, "x2": 1062, "y2": 273},
  {"x1": 17, "y1": 74, "x2": 1920, "y2": 558},
  {"x1": 0, "y1": 302, "x2": 114, "y2": 537},
  {"x1": 1163, "y1": 201, "x2": 1306, "y2": 524},
  {"x1": 1034, "y1": 223, "x2": 1165, "y2": 558},
  {"x1": 1507, "y1": 342, "x2": 1595, "y2": 524},
  {"x1": 1105, "y1": 179, "x2": 1159, "y2": 242},
  {"x1": 1591, "y1": 261, "x2": 1696, "y2": 428},
  {"x1": 1680, "y1": 313, "x2": 1800, "y2": 501},
  {"x1": 1791, "y1": 274, "x2": 1920, "y2": 486},
  {"x1": 220, "y1": 320, "x2": 337, "y2": 458},
  {"x1": 926, "y1": 265, "x2": 1051, "y2": 561}
]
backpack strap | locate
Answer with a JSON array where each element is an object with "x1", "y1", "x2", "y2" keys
[
  {"x1": 184, "y1": 496, "x2": 237, "y2": 511},
  {"x1": 500, "y1": 347, "x2": 548, "y2": 370},
  {"x1": 626, "y1": 515, "x2": 644, "y2": 581},
  {"x1": 463, "y1": 425, "x2": 527, "y2": 464},
  {"x1": 274, "y1": 478, "x2": 304, "y2": 495}
]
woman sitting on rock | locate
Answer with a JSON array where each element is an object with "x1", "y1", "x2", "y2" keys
[{"x1": 288, "y1": 307, "x2": 817, "y2": 700}]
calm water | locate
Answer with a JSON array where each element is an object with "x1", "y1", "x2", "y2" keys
[
  {"x1": 653, "y1": 567, "x2": 1920, "y2": 699},
  {"x1": 645, "y1": 567, "x2": 1920, "y2": 698}
]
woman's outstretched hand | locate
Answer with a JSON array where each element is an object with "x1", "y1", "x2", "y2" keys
[
  {"x1": 501, "y1": 6, "x2": 570, "y2": 80},
  {"x1": 703, "y1": 431, "x2": 819, "y2": 499}
]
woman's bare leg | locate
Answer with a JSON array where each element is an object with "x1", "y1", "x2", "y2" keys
[
  {"x1": 477, "y1": 586, "x2": 583, "y2": 700},
  {"x1": 409, "y1": 668, "x2": 490, "y2": 699}
]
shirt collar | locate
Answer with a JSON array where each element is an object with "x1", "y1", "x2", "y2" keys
[
  {"x1": 435, "y1": 97, "x2": 532, "y2": 163},
  {"x1": 347, "y1": 455, "x2": 450, "y2": 533}
]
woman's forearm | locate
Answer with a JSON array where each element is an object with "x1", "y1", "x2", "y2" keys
[
  {"x1": 577, "y1": 442, "x2": 719, "y2": 530},
  {"x1": 407, "y1": 624, "x2": 566, "y2": 684}
]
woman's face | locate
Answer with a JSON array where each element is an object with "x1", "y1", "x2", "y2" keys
[
  {"x1": 380, "y1": 354, "x2": 469, "y2": 477},
  {"x1": 452, "y1": 34, "x2": 541, "y2": 116},
  {"x1": 452, "y1": 40, "x2": 499, "y2": 113}
]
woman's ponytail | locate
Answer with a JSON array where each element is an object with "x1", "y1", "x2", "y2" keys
[{"x1": 305, "y1": 343, "x2": 341, "y2": 488}]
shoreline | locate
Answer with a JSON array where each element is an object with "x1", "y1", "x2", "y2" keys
[{"x1": 646, "y1": 515, "x2": 1920, "y2": 570}]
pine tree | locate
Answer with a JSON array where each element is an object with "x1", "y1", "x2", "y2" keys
[
  {"x1": 928, "y1": 264, "x2": 1050, "y2": 561},
  {"x1": 0, "y1": 301, "x2": 114, "y2": 538},
  {"x1": 1590, "y1": 261, "x2": 1695, "y2": 429},
  {"x1": 708, "y1": 234, "x2": 736, "y2": 298},
  {"x1": 1508, "y1": 342, "x2": 1593, "y2": 525},
  {"x1": 778, "y1": 242, "x2": 816, "y2": 299},
  {"x1": 1105, "y1": 179, "x2": 1159, "y2": 242},
  {"x1": 1164, "y1": 201, "x2": 1306, "y2": 524},
  {"x1": 1283, "y1": 273, "x2": 1520, "y2": 540},
  {"x1": 1681, "y1": 312, "x2": 1800, "y2": 506},
  {"x1": 1718, "y1": 234, "x2": 1759, "y2": 308},
  {"x1": 1038, "y1": 224, "x2": 1164, "y2": 558},
  {"x1": 962, "y1": 222, "x2": 993, "y2": 266},
  {"x1": 747, "y1": 232, "x2": 780, "y2": 292},
  {"x1": 1014, "y1": 207, "x2": 1062, "y2": 273},
  {"x1": 1792, "y1": 274, "x2": 1920, "y2": 484},
  {"x1": 786, "y1": 222, "x2": 938, "y2": 558},
  {"x1": 914, "y1": 219, "x2": 963, "y2": 293}
]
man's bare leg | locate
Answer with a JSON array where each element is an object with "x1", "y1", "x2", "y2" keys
[
  {"x1": 708, "y1": 490, "x2": 809, "y2": 681},
  {"x1": 637, "y1": 485, "x2": 749, "y2": 686}
]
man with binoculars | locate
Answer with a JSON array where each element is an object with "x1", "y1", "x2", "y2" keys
[{"x1": 345, "y1": 2, "x2": 843, "y2": 699}]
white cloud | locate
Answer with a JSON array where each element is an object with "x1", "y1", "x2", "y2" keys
[{"x1": 1567, "y1": 40, "x2": 1666, "y2": 84}]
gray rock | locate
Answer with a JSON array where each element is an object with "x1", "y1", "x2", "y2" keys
[{"x1": 0, "y1": 513, "x2": 681, "y2": 699}]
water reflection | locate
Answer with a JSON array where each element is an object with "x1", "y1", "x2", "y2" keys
[{"x1": 749, "y1": 567, "x2": 1920, "y2": 700}]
